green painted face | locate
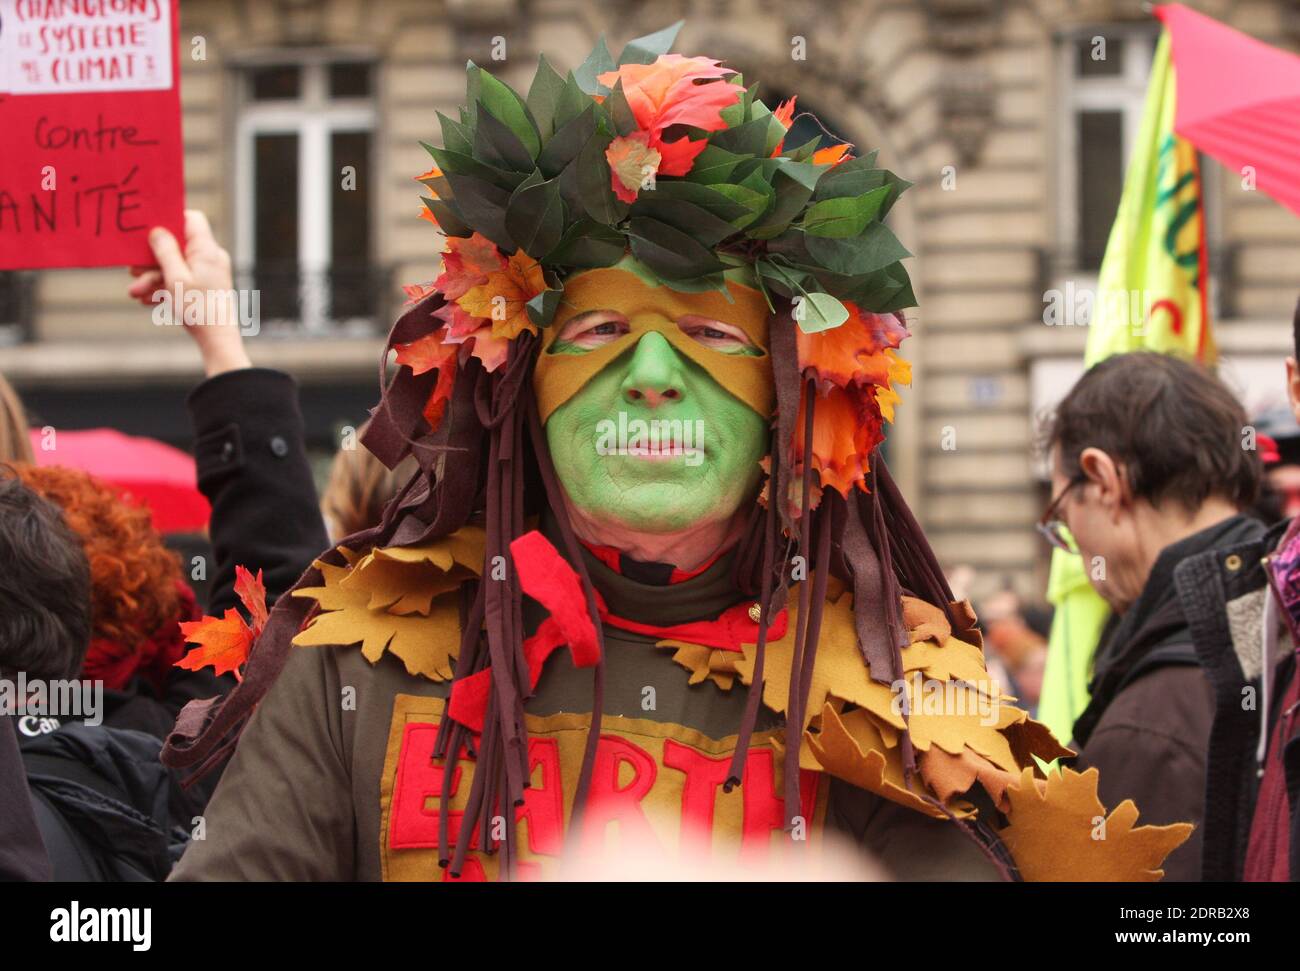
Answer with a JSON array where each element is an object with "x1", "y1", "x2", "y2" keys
[{"x1": 543, "y1": 328, "x2": 769, "y2": 536}]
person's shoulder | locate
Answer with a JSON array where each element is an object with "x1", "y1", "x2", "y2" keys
[{"x1": 290, "y1": 527, "x2": 484, "y2": 683}]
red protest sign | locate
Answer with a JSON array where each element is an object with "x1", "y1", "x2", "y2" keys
[{"x1": 0, "y1": 0, "x2": 184, "y2": 269}]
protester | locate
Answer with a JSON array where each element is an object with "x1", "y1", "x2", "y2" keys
[
  {"x1": 1040, "y1": 350, "x2": 1265, "y2": 880},
  {"x1": 0, "y1": 715, "x2": 51, "y2": 881},
  {"x1": 0, "y1": 470, "x2": 179, "y2": 881},
  {"x1": 128, "y1": 211, "x2": 330, "y2": 624},
  {"x1": 12, "y1": 464, "x2": 205, "y2": 739},
  {"x1": 1181, "y1": 297, "x2": 1300, "y2": 882},
  {"x1": 159, "y1": 33, "x2": 1191, "y2": 884},
  {"x1": 1251, "y1": 407, "x2": 1300, "y2": 524}
]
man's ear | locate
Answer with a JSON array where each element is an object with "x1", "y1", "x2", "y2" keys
[
  {"x1": 1078, "y1": 446, "x2": 1127, "y2": 517},
  {"x1": 1286, "y1": 358, "x2": 1300, "y2": 425}
]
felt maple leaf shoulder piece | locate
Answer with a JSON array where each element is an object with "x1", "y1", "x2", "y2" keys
[
  {"x1": 289, "y1": 540, "x2": 1192, "y2": 881},
  {"x1": 291, "y1": 527, "x2": 486, "y2": 682}
]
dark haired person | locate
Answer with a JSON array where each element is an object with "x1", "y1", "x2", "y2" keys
[
  {"x1": 0, "y1": 476, "x2": 70, "y2": 881},
  {"x1": 1202, "y1": 297, "x2": 1300, "y2": 882},
  {"x1": 1041, "y1": 351, "x2": 1267, "y2": 880}
]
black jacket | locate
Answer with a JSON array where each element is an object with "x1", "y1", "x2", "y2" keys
[
  {"x1": 19, "y1": 721, "x2": 183, "y2": 881},
  {"x1": 1071, "y1": 514, "x2": 1267, "y2": 881},
  {"x1": 187, "y1": 367, "x2": 329, "y2": 619},
  {"x1": 100, "y1": 368, "x2": 328, "y2": 819},
  {"x1": 5, "y1": 369, "x2": 329, "y2": 882},
  {"x1": 0, "y1": 715, "x2": 51, "y2": 881},
  {"x1": 1175, "y1": 516, "x2": 1297, "y2": 880}
]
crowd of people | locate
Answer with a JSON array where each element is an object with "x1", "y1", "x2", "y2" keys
[{"x1": 0, "y1": 210, "x2": 1297, "y2": 882}]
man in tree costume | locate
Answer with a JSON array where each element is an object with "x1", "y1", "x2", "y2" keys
[{"x1": 165, "y1": 25, "x2": 1191, "y2": 881}]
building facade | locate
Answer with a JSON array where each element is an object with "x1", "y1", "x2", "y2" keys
[{"x1": 1, "y1": 0, "x2": 1297, "y2": 604}]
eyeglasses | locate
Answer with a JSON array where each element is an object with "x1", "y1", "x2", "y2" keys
[{"x1": 1037, "y1": 475, "x2": 1085, "y2": 553}]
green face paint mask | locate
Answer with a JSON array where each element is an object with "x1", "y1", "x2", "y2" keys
[{"x1": 536, "y1": 262, "x2": 772, "y2": 536}]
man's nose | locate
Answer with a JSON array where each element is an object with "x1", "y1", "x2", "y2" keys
[{"x1": 621, "y1": 331, "x2": 685, "y2": 407}]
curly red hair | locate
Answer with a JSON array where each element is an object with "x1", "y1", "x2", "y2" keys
[{"x1": 14, "y1": 463, "x2": 184, "y2": 654}]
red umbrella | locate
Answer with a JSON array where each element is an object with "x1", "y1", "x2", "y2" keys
[
  {"x1": 1157, "y1": 3, "x2": 1300, "y2": 217},
  {"x1": 27, "y1": 427, "x2": 210, "y2": 534}
]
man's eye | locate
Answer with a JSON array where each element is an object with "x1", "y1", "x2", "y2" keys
[
  {"x1": 590, "y1": 322, "x2": 620, "y2": 336},
  {"x1": 678, "y1": 315, "x2": 760, "y2": 355}
]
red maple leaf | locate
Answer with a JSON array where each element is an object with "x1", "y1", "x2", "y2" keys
[
  {"x1": 177, "y1": 610, "x2": 254, "y2": 680},
  {"x1": 234, "y1": 565, "x2": 269, "y2": 633},
  {"x1": 176, "y1": 565, "x2": 271, "y2": 680},
  {"x1": 394, "y1": 329, "x2": 459, "y2": 431}
]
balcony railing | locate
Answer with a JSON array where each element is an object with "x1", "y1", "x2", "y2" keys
[{"x1": 232, "y1": 262, "x2": 397, "y2": 338}]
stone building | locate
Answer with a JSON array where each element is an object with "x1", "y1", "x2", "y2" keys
[{"x1": 1, "y1": 0, "x2": 1296, "y2": 604}]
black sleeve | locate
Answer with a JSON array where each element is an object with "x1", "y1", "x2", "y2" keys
[
  {"x1": 187, "y1": 367, "x2": 329, "y2": 615},
  {"x1": 0, "y1": 716, "x2": 51, "y2": 881}
]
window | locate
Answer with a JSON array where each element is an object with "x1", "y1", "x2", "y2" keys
[
  {"x1": 235, "y1": 56, "x2": 378, "y2": 334},
  {"x1": 1058, "y1": 29, "x2": 1159, "y2": 272},
  {"x1": 0, "y1": 272, "x2": 34, "y2": 345}
]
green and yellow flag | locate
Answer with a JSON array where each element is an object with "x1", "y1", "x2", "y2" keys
[{"x1": 1038, "y1": 30, "x2": 1215, "y2": 744}]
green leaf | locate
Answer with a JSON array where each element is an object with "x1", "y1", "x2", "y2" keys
[
  {"x1": 474, "y1": 102, "x2": 538, "y2": 173},
  {"x1": 573, "y1": 36, "x2": 616, "y2": 94},
  {"x1": 426, "y1": 145, "x2": 522, "y2": 192},
  {"x1": 745, "y1": 167, "x2": 818, "y2": 239},
  {"x1": 554, "y1": 71, "x2": 591, "y2": 131},
  {"x1": 794, "y1": 291, "x2": 850, "y2": 333},
  {"x1": 544, "y1": 219, "x2": 627, "y2": 267},
  {"x1": 604, "y1": 79, "x2": 639, "y2": 137},
  {"x1": 505, "y1": 172, "x2": 566, "y2": 259},
  {"x1": 802, "y1": 185, "x2": 891, "y2": 238},
  {"x1": 526, "y1": 285, "x2": 565, "y2": 327},
  {"x1": 423, "y1": 197, "x2": 471, "y2": 237},
  {"x1": 710, "y1": 181, "x2": 771, "y2": 229},
  {"x1": 436, "y1": 112, "x2": 474, "y2": 156},
  {"x1": 628, "y1": 196, "x2": 739, "y2": 248},
  {"x1": 526, "y1": 55, "x2": 568, "y2": 140},
  {"x1": 626, "y1": 217, "x2": 729, "y2": 280},
  {"x1": 442, "y1": 172, "x2": 515, "y2": 250},
  {"x1": 805, "y1": 221, "x2": 911, "y2": 276},
  {"x1": 576, "y1": 133, "x2": 627, "y2": 224},
  {"x1": 537, "y1": 102, "x2": 597, "y2": 177},
  {"x1": 471, "y1": 64, "x2": 541, "y2": 158},
  {"x1": 708, "y1": 114, "x2": 770, "y2": 157},
  {"x1": 618, "y1": 21, "x2": 683, "y2": 65},
  {"x1": 684, "y1": 145, "x2": 747, "y2": 184}
]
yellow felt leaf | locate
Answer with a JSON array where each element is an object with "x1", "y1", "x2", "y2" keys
[
  {"x1": 291, "y1": 535, "x2": 482, "y2": 681},
  {"x1": 998, "y1": 766, "x2": 1194, "y2": 881},
  {"x1": 919, "y1": 745, "x2": 1021, "y2": 813},
  {"x1": 731, "y1": 582, "x2": 904, "y2": 732},
  {"x1": 655, "y1": 640, "x2": 740, "y2": 690},
  {"x1": 901, "y1": 596, "x2": 951, "y2": 644},
  {"x1": 805, "y1": 703, "x2": 955, "y2": 819}
]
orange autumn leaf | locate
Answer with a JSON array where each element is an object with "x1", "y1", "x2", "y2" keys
[
  {"x1": 796, "y1": 303, "x2": 909, "y2": 393},
  {"x1": 606, "y1": 132, "x2": 663, "y2": 203},
  {"x1": 597, "y1": 54, "x2": 741, "y2": 177},
  {"x1": 394, "y1": 329, "x2": 459, "y2": 430},
  {"x1": 435, "y1": 233, "x2": 506, "y2": 302},
  {"x1": 177, "y1": 609, "x2": 254, "y2": 679},
  {"x1": 234, "y1": 565, "x2": 269, "y2": 632},
  {"x1": 793, "y1": 383, "x2": 883, "y2": 497},
  {"x1": 812, "y1": 143, "x2": 853, "y2": 166},
  {"x1": 402, "y1": 281, "x2": 438, "y2": 304},
  {"x1": 458, "y1": 249, "x2": 545, "y2": 341},
  {"x1": 770, "y1": 96, "x2": 796, "y2": 156}
]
